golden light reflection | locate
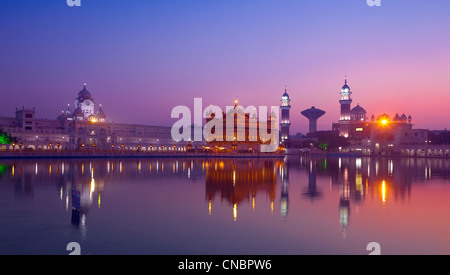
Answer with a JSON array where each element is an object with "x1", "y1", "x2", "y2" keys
[
  {"x1": 98, "y1": 193, "x2": 101, "y2": 208},
  {"x1": 252, "y1": 197, "x2": 255, "y2": 211},
  {"x1": 271, "y1": 201, "x2": 274, "y2": 215},
  {"x1": 90, "y1": 178, "x2": 95, "y2": 201},
  {"x1": 356, "y1": 173, "x2": 363, "y2": 195},
  {"x1": 233, "y1": 170, "x2": 236, "y2": 186},
  {"x1": 233, "y1": 203, "x2": 237, "y2": 222},
  {"x1": 382, "y1": 180, "x2": 387, "y2": 205},
  {"x1": 12, "y1": 165, "x2": 14, "y2": 177},
  {"x1": 209, "y1": 200, "x2": 211, "y2": 215},
  {"x1": 90, "y1": 178, "x2": 95, "y2": 193}
]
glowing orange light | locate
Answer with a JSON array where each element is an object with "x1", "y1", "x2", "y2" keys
[{"x1": 381, "y1": 119, "x2": 388, "y2": 125}]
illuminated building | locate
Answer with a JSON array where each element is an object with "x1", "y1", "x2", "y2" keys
[
  {"x1": 204, "y1": 100, "x2": 278, "y2": 152},
  {"x1": 339, "y1": 78, "x2": 352, "y2": 121},
  {"x1": 280, "y1": 88, "x2": 291, "y2": 143},
  {"x1": 0, "y1": 84, "x2": 185, "y2": 151},
  {"x1": 332, "y1": 78, "x2": 369, "y2": 138},
  {"x1": 330, "y1": 78, "x2": 429, "y2": 155}
]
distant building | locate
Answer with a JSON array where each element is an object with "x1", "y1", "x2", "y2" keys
[
  {"x1": 301, "y1": 106, "x2": 325, "y2": 134},
  {"x1": 332, "y1": 78, "x2": 370, "y2": 138},
  {"x1": 280, "y1": 88, "x2": 291, "y2": 143},
  {"x1": 0, "y1": 84, "x2": 187, "y2": 151},
  {"x1": 331, "y1": 78, "x2": 429, "y2": 155},
  {"x1": 204, "y1": 100, "x2": 278, "y2": 152}
]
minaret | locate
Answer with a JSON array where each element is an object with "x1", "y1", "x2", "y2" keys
[
  {"x1": 280, "y1": 88, "x2": 291, "y2": 142},
  {"x1": 339, "y1": 77, "x2": 352, "y2": 121},
  {"x1": 339, "y1": 77, "x2": 352, "y2": 138}
]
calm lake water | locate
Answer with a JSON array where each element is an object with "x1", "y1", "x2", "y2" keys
[{"x1": 1, "y1": 156, "x2": 450, "y2": 255}]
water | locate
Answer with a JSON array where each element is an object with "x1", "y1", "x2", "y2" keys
[{"x1": 1, "y1": 156, "x2": 450, "y2": 255}]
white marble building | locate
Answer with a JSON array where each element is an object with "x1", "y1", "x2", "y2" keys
[{"x1": 0, "y1": 84, "x2": 190, "y2": 151}]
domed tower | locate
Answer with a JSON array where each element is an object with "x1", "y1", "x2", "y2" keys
[
  {"x1": 350, "y1": 103, "x2": 366, "y2": 121},
  {"x1": 75, "y1": 83, "x2": 95, "y2": 119},
  {"x1": 339, "y1": 78, "x2": 352, "y2": 121},
  {"x1": 73, "y1": 106, "x2": 84, "y2": 120},
  {"x1": 280, "y1": 88, "x2": 291, "y2": 142},
  {"x1": 96, "y1": 104, "x2": 107, "y2": 123}
]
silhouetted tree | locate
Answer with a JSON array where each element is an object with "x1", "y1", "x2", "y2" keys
[{"x1": 0, "y1": 129, "x2": 16, "y2": 144}]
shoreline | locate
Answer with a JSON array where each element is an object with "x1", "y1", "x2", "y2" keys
[
  {"x1": 290, "y1": 152, "x2": 450, "y2": 159},
  {"x1": 0, "y1": 151, "x2": 285, "y2": 159}
]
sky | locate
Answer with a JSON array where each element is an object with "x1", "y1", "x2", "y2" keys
[{"x1": 0, "y1": 0, "x2": 450, "y2": 134}]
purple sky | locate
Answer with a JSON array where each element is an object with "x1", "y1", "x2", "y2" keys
[{"x1": 1, "y1": 0, "x2": 449, "y2": 134}]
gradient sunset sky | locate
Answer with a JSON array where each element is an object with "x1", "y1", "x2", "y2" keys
[{"x1": 1, "y1": 0, "x2": 449, "y2": 134}]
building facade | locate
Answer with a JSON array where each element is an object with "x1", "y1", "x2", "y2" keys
[
  {"x1": 0, "y1": 84, "x2": 187, "y2": 151},
  {"x1": 204, "y1": 100, "x2": 279, "y2": 152},
  {"x1": 331, "y1": 78, "x2": 429, "y2": 155}
]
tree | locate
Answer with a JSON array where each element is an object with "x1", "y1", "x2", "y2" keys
[
  {"x1": 0, "y1": 130, "x2": 16, "y2": 145},
  {"x1": 313, "y1": 131, "x2": 349, "y2": 151}
]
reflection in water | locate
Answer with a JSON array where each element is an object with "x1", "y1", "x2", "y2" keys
[
  {"x1": 3, "y1": 157, "x2": 450, "y2": 228},
  {"x1": 303, "y1": 160, "x2": 322, "y2": 200},
  {"x1": 204, "y1": 159, "x2": 279, "y2": 221},
  {"x1": 2, "y1": 156, "x2": 450, "y2": 254},
  {"x1": 280, "y1": 162, "x2": 289, "y2": 219}
]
